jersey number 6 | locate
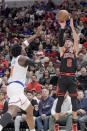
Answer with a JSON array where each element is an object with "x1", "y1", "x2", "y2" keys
[{"x1": 67, "y1": 59, "x2": 72, "y2": 67}]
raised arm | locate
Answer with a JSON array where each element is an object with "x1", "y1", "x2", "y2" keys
[
  {"x1": 23, "y1": 25, "x2": 43, "y2": 48},
  {"x1": 58, "y1": 22, "x2": 66, "y2": 57},
  {"x1": 18, "y1": 25, "x2": 43, "y2": 67},
  {"x1": 70, "y1": 18, "x2": 79, "y2": 55},
  {"x1": 18, "y1": 56, "x2": 35, "y2": 67}
]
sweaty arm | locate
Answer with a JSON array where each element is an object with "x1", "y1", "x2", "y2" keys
[
  {"x1": 23, "y1": 34, "x2": 38, "y2": 48},
  {"x1": 23, "y1": 25, "x2": 43, "y2": 49},
  {"x1": 70, "y1": 18, "x2": 79, "y2": 55},
  {"x1": 72, "y1": 29, "x2": 78, "y2": 55},
  {"x1": 18, "y1": 56, "x2": 35, "y2": 67}
]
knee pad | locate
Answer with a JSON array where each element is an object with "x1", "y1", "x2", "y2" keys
[
  {"x1": 71, "y1": 97, "x2": 77, "y2": 111},
  {"x1": 56, "y1": 96, "x2": 64, "y2": 113}
]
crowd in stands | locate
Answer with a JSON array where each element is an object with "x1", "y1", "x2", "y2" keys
[{"x1": 0, "y1": 0, "x2": 87, "y2": 130}]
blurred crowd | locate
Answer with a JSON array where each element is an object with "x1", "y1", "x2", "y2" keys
[{"x1": 0, "y1": 0, "x2": 87, "y2": 130}]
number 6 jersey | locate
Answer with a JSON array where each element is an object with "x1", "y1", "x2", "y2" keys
[{"x1": 60, "y1": 49, "x2": 77, "y2": 75}]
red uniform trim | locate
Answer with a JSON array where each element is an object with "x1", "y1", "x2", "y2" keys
[
  {"x1": 56, "y1": 92, "x2": 65, "y2": 96},
  {"x1": 21, "y1": 99, "x2": 27, "y2": 105},
  {"x1": 69, "y1": 94, "x2": 77, "y2": 97},
  {"x1": 60, "y1": 72, "x2": 75, "y2": 76},
  {"x1": 9, "y1": 99, "x2": 21, "y2": 105}
]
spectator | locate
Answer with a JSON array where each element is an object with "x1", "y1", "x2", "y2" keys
[
  {"x1": 1, "y1": 76, "x2": 8, "y2": 85},
  {"x1": 47, "y1": 61, "x2": 55, "y2": 74},
  {"x1": 36, "y1": 88, "x2": 54, "y2": 131},
  {"x1": 48, "y1": 85, "x2": 56, "y2": 99},
  {"x1": 46, "y1": 0, "x2": 55, "y2": 10},
  {"x1": 77, "y1": 90, "x2": 87, "y2": 131},
  {"x1": 0, "y1": 90, "x2": 8, "y2": 118},
  {"x1": 26, "y1": 74, "x2": 42, "y2": 93},
  {"x1": 50, "y1": 68, "x2": 60, "y2": 86},
  {"x1": 35, "y1": 64, "x2": 45, "y2": 81},
  {"x1": 76, "y1": 65, "x2": 82, "y2": 77},
  {"x1": 77, "y1": 67, "x2": 87, "y2": 91},
  {"x1": 29, "y1": 38, "x2": 40, "y2": 51},
  {"x1": 39, "y1": 70, "x2": 50, "y2": 85},
  {"x1": 49, "y1": 92, "x2": 72, "y2": 131},
  {"x1": 47, "y1": 45, "x2": 58, "y2": 58},
  {"x1": 34, "y1": 44, "x2": 46, "y2": 63},
  {"x1": 21, "y1": 26, "x2": 31, "y2": 37},
  {"x1": 45, "y1": 11, "x2": 55, "y2": 22},
  {"x1": 29, "y1": 65, "x2": 36, "y2": 73},
  {"x1": 81, "y1": 46, "x2": 87, "y2": 62},
  {"x1": 0, "y1": 53, "x2": 9, "y2": 75},
  {"x1": 77, "y1": 53, "x2": 87, "y2": 67}
]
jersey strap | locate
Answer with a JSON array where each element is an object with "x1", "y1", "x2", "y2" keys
[{"x1": 8, "y1": 81, "x2": 24, "y2": 87}]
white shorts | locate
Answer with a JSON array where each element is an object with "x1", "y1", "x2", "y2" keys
[{"x1": 7, "y1": 82, "x2": 31, "y2": 111}]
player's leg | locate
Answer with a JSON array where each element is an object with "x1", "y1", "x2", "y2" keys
[
  {"x1": 56, "y1": 78, "x2": 66, "y2": 120},
  {"x1": 25, "y1": 104, "x2": 35, "y2": 131},
  {"x1": 14, "y1": 115, "x2": 24, "y2": 131},
  {"x1": 68, "y1": 77, "x2": 78, "y2": 131},
  {"x1": 71, "y1": 96, "x2": 78, "y2": 131},
  {"x1": 55, "y1": 78, "x2": 67, "y2": 130},
  {"x1": 0, "y1": 105, "x2": 19, "y2": 131},
  {"x1": 21, "y1": 95, "x2": 35, "y2": 131}
]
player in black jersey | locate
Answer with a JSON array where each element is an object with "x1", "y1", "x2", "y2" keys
[{"x1": 55, "y1": 18, "x2": 78, "y2": 131}]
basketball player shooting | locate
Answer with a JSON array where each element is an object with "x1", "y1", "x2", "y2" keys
[
  {"x1": 0, "y1": 26, "x2": 43, "y2": 131},
  {"x1": 55, "y1": 18, "x2": 78, "y2": 131}
]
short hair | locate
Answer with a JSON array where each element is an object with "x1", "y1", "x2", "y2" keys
[
  {"x1": 81, "y1": 67, "x2": 86, "y2": 72},
  {"x1": 65, "y1": 38, "x2": 74, "y2": 43},
  {"x1": 11, "y1": 44, "x2": 22, "y2": 57},
  {"x1": 77, "y1": 90, "x2": 84, "y2": 95},
  {"x1": 42, "y1": 88, "x2": 49, "y2": 95}
]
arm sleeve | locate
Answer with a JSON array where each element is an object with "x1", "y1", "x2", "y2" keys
[
  {"x1": 59, "y1": 29, "x2": 65, "y2": 47},
  {"x1": 25, "y1": 57, "x2": 41, "y2": 67}
]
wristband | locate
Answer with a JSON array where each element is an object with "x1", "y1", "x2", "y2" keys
[{"x1": 23, "y1": 40, "x2": 29, "y2": 47}]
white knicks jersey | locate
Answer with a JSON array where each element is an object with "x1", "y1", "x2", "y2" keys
[{"x1": 9, "y1": 55, "x2": 28, "y2": 85}]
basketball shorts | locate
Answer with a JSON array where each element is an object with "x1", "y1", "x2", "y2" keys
[
  {"x1": 56, "y1": 76, "x2": 77, "y2": 96},
  {"x1": 7, "y1": 82, "x2": 31, "y2": 110}
]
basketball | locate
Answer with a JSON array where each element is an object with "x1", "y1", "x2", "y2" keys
[{"x1": 57, "y1": 10, "x2": 70, "y2": 22}]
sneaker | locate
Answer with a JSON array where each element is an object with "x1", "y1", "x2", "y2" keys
[
  {"x1": 54, "y1": 123, "x2": 60, "y2": 131},
  {"x1": 72, "y1": 123, "x2": 78, "y2": 131}
]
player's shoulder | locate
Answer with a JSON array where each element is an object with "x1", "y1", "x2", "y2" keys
[
  {"x1": 18, "y1": 55, "x2": 28, "y2": 67},
  {"x1": 17, "y1": 55, "x2": 28, "y2": 63}
]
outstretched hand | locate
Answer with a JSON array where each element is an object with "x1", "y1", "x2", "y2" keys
[
  {"x1": 70, "y1": 18, "x2": 74, "y2": 30},
  {"x1": 36, "y1": 25, "x2": 43, "y2": 36}
]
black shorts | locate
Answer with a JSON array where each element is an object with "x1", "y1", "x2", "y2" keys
[{"x1": 56, "y1": 75, "x2": 77, "y2": 96}]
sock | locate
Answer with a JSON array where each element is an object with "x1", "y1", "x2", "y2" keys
[{"x1": 0, "y1": 125, "x2": 3, "y2": 131}]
